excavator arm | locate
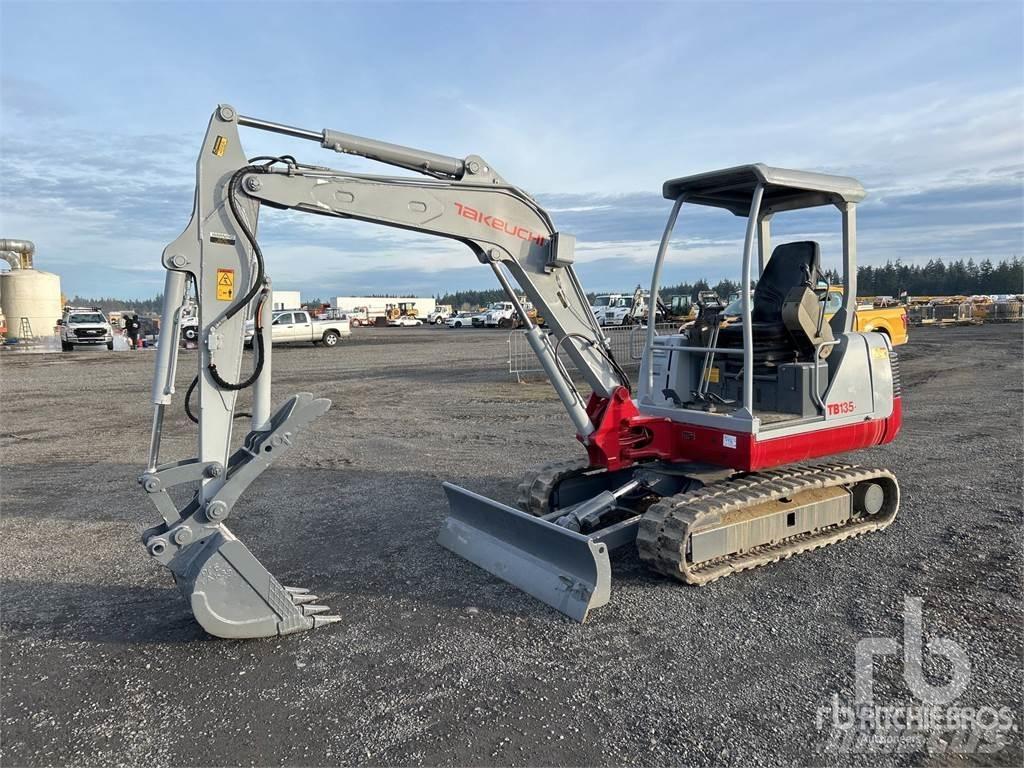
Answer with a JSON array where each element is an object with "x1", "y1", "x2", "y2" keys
[{"x1": 141, "y1": 105, "x2": 631, "y2": 637}]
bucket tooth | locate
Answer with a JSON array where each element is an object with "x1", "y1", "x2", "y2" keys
[
  {"x1": 290, "y1": 593, "x2": 319, "y2": 605},
  {"x1": 312, "y1": 615, "x2": 343, "y2": 628},
  {"x1": 301, "y1": 604, "x2": 331, "y2": 616},
  {"x1": 166, "y1": 528, "x2": 331, "y2": 639},
  {"x1": 285, "y1": 587, "x2": 310, "y2": 594},
  {"x1": 438, "y1": 483, "x2": 611, "y2": 622}
]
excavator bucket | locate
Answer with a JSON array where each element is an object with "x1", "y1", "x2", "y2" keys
[
  {"x1": 438, "y1": 483, "x2": 611, "y2": 622},
  {"x1": 142, "y1": 394, "x2": 339, "y2": 640},
  {"x1": 166, "y1": 526, "x2": 339, "y2": 639}
]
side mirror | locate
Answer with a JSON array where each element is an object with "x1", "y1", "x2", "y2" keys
[{"x1": 56, "y1": 319, "x2": 63, "y2": 325}]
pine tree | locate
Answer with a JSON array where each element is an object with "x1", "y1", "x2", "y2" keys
[
  {"x1": 977, "y1": 260, "x2": 994, "y2": 293},
  {"x1": 965, "y1": 259, "x2": 979, "y2": 294}
]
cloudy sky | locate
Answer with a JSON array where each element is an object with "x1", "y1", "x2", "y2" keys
[{"x1": 1, "y1": 1, "x2": 1021, "y2": 300}]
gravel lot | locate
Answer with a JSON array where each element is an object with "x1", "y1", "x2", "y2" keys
[{"x1": 2, "y1": 324, "x2": 1021, "y2": 767}]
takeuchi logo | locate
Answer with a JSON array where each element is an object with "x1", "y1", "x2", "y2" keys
[{"x1": 454, "y1": 203, "x2": 547, "y2": 245}]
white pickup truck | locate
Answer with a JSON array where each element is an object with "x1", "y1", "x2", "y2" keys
[
  {"x1": 245, "y1": 309, "x2": 351, "y2": 347},
  {"x1": 59, "y1": 307, "x2": 114, "y2": 351}
]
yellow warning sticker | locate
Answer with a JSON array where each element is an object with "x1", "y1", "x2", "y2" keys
[
  {"x1": 704, "y1": 367, "x2": 720, "y2": 383},
  {"x1": 212, "y1": 136, "x2": 228, "y2": 157},
  {"x1": 871, "y1": 346, "x2": 890, "y2": 359},
  {"x1": 216, "y1": 269, "x2": 234, "y2": 301}
]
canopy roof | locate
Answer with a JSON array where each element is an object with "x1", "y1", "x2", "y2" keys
[{"x1": 662, "y1": 164, "x2": 865, "y2": 216}]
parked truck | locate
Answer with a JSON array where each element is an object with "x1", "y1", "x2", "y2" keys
[
  {"x1": 244, "y1": 309, "x2": 351, "y2": 347},
  {"x1": 590, "y1": 293, "x2": 623, "y2": 320},
  {"x1": 482, "y1": 301, "x2": 518, "y2": 328},
  {"x1": 426, "y1": 305, "x2": 454, "y2": 324},
  {"x1": 58, "y1": 306, "x2": 114, "y2": 351},
  {"x1": 805, "y1": 288, "x2": 908, "y2": 344},
  {"x1": 851, "y1": 299, "x2": 908, "y2": 344},
  {"x1": 477, "y1": 300, "x2": 544, "y2": 328}
]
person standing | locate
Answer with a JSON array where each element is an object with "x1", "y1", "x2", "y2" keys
[{"x1": 125, "y1": 313, "x2": 141, "y2": 350}]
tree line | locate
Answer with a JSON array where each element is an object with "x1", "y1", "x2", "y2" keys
[
  {"x1": 857, "y1": 257, "x2": 1022, "y2": 297},
  {"x1": 433, "y1": 280, "x2": 744, "y2": 311},
  {"x1": 68, "y1": 295, "x2": 167, "y2": 314},
  {"x1": 72, "y1": 257, "x2": 1022, "y2": 314},
  {"x1": 431, "y1": 258, "x2": 1020, "y2": 309}
]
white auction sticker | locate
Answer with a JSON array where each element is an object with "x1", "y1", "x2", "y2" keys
[{"x1": 723, "y1": 434, "x2": 737, "y2": 449}]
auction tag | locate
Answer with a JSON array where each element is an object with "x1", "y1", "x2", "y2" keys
[{"x1": 216, "y1": 269, "x2": 235, "y2": 301}]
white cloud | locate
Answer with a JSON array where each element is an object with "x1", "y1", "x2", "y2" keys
[{"x1": 2, "y1": 14, "x2": 1021, "y2": 300}]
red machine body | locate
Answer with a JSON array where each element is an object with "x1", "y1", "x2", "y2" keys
[{"x1": 582, "y1": 387, "x2": 903, "y2": 473}]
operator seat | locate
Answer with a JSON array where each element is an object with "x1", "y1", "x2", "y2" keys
[{"x1": 719, "y1": 241, "x2": 822, "y2": 366}]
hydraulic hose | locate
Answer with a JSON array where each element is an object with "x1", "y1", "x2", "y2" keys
[
  {"x1": 207, "y1": 286, "x2": 268, "y2": 391},
  {"x1": 185, "y1": 157, "x2": 295, "y2": 421},
  {"x1": 205, "y1": 158, "x2": 289, "y2": 391}
]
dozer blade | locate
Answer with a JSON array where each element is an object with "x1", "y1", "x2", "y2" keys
[
  {"x1": 168, "y1": 526, "x2": 340, "y2": 639},
  {"x1": 439, "y1": 483, "x2": 611, "y2": 622}
]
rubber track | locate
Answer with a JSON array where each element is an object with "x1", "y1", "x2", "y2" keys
[
  {"x1": 636, "y1": 461, "x2": 899, "y2": 585},
  {"x1": 514, "y1": 457, "x2": 592, "y2": 517}
]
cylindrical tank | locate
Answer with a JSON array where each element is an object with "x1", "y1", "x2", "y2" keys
[{"x1": 0, "y1": 268, "x2": 63, "y2": 337}]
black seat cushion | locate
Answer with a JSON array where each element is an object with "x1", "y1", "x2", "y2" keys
[
  {"x1": 752, "y1": 241, "x2": 821, "y2": 323},
  {"x1": 718, "y1": 241, "x2": 822, "y2": 366}
]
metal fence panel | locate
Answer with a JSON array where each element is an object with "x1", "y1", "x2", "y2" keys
[
  {"x1": 507, "y1": 323, "x2": 680, "y2": 382},
  {"x1": 909, "y1": 301, "x2": 1022, "y2": 326},
  {"x1": 933, "y1": 302, "x2": 975, "y2": 324},
  {"x1": 986, "y1": 301, "x2": 1023, "y2": 322},
  {"x1": 907, "y1": 305, "x2": 935, "y2": 326}
]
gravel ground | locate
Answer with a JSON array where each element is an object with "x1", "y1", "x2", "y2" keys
[{"x1": 1, "y1": 324, "x2": 1021, "y2": 767}]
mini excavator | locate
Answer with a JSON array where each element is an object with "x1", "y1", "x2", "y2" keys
[{"x1": 141, "y1": 105, "x2": 901, "y2": 637}]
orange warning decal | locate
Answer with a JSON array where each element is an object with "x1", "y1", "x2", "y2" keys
[{"x1": 216, "y1": 269, "x2": 234, "y2": 301}]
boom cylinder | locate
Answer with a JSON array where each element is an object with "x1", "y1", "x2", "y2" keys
[
  {"x1": 489, "y1": 263, "x2": 595, "y2": 438},
  {"x1": 147, "y1": 269, "x2": 189, "y2": 471},
  {"x1": 524, "y1": 327, "x2": 595, "y2": 438},
  {"x1": 237, "y1": 113, "x2": 465, "y2": 179},
  {"x1": 322, "y1": 129, "x2": 465, "y2": 178}
]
